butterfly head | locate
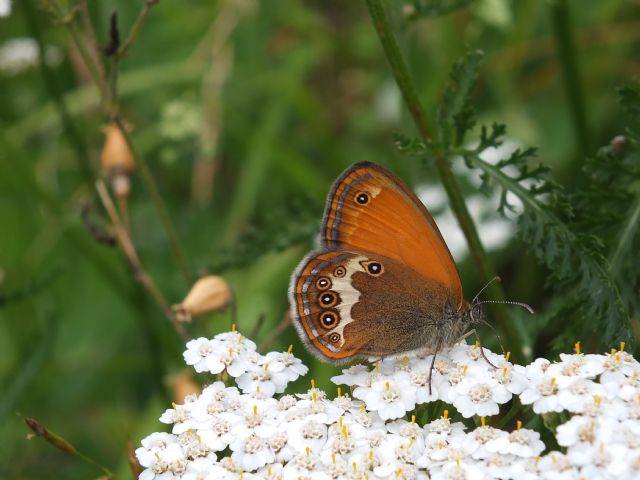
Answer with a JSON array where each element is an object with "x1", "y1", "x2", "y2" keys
[{"x1": 469, "y1": 300, "x2": 486, "y2": 325}]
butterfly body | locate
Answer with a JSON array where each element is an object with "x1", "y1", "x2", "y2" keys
[{"x1": 289, "y1": 162, "x2": 481, "y2": 363}]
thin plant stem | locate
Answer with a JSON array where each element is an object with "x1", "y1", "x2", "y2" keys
[
  {"x1": 44, "y1": 1, "x2": 108, "y2": 101},
  {"x1": 258, "y1": 311, "x2": 292, "y2": 353},
  {"x1": 78, "y1": 0, "x2": 109, "y2": 98},
  {"x1": 44, "y1": 0, "x2": 191, "y2": 284},
  {"x1": 118, "y1": 0, "x2": 159, "y2": 58},
  {"x1": 364, "y1": 0, "x2": 527, "y2": 362},
  {"x1": 550, "y1": 0, "x2": 590, "y2": 157},
  {"x1": 112, "y1": 115, "x2": 193, "y2": 283},
  {"x1": 96, "y1": 180, "x2": 189, "y2": 341},
  {"x1": 22, "y1": 415, "x2": 114, "y2": 479}
]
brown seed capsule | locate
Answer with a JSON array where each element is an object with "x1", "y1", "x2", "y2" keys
[
  {"x1": 166, "y1": 370, "x2": 201, "y2": 403},
  {"x1": 172, "y1": 275, "x2": 233, "y2": 322},
  {"x1": 101, "y1": 124, "x2": 135, "y2": 198}
]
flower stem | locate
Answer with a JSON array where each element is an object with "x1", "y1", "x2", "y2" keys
[
  {"x1": 550, "y1": 0, "x2": 590, "y2": 157},
  {"x1": 363, "y1": 0, "x2": 527, "y2": 362}
]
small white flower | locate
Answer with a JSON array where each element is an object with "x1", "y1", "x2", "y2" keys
[
  {"x1": 263, "y1": 350, "x2": 308, "y2": 379},
  {"x1": 183, "y1": 338, "x2": 225, "y2": 374},
  {"x1": 136, "y1": 432, "x2": 183, "y2": 468},
  {"x1": 464, "y1": 424, "x2": 509, "y2": 459},
  {"x1": 330, "y1": 364, "x2": 371, "y2": 387},
  {"x1": 361, "y1": 371, "x2": 416, "y2": 420},
  {"x1": 236, "y1": 363, "x2": 278, "y2": 397},
  {"x1": 287, "y1": 418, "x2": 327, "y2": 454},
  {"x1": 519, "y1": 375, "x2": 565, "y2": 414},
  {"x1": 505, "y1": 425, "x2": 545, "y2": 458},
  {"x1": 451, "y1": 375, "x2": 511, "y2": 418},
  {"x1": 181, "y1": 457, "x2": 217, "y2": 480},
  {"x1": 229, "y1": 433, "x2": 275, "y2": 471}
]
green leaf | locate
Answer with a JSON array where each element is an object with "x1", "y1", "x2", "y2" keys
[
  {"x1": 393, "y1": 133, "x2": 427, "y2": 156},
  {"x1": 437, "y1": 50, "x2": 484, "y2": 148}
]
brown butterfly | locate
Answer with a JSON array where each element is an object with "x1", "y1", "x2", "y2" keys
[{"x1": 289, "y1": 162, "x2": 529, "y2": 376}]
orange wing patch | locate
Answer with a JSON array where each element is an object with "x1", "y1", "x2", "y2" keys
[{"x1": 321, "y1": 162, "x2": 463, "y2": 308}]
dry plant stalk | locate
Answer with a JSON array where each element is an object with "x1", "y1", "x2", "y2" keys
[{"x1": 95, "y1": 180, "x2": 188, "y2": 340}]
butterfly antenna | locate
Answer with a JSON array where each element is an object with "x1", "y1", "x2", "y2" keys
[
  {"x1": 472, "y1": 276, "x2": 502, "y2": 304},
  {"x1": 476, "y1": 299, "x2": 535, "y2": 315}
]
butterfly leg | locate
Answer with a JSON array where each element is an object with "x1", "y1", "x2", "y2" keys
[
  {"x1": 427, "y1": 338, "x2": 443, "y2": 396},
  {"x1": 473, "y1": 330, "x2": 498, "y2": 369}
]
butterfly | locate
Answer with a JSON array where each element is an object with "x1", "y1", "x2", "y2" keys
[{"x1": 289, "y1": 162, "x2": 528, "y2": 375}]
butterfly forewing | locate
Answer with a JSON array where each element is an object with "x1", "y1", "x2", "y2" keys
[{"x1": 321, "y1": 162, "x2": 463, "y2": 307}]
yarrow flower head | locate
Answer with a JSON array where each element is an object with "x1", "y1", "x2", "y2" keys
[{"x1": 138, "y1": 331, "x2": 640, "y2": 479}]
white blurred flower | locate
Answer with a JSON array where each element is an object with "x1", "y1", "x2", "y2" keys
[
  {"x1": 0, "y1": 38, "x2": 63, "y2": 76},
  {"x1": 0, "y1": 0, "x2": 10, "y2": 17}
]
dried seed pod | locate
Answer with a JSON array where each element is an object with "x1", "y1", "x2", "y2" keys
[
  {"x1": 172, "y1": 275, "x2": 232, "y2": 322},
  {"x1": 101, "y1": 124, "x2": 135, "y2": 198},
  {"x1": 166, "y1": 370, "x2": 201, "y2": 403}
]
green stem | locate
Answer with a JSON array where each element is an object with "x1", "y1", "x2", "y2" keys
[
  {"x1": 550, "y1": 0, "x2": 590, "y2": 157},
  {"x1": 609, "y1": 189, "x2": 640, "y2": 275},
  {"x1": 118, "y1": 0, "x2": 159, "y2": 58},
  {"x1": 113, "y1": 115, "x2": 193, "y2": 284},
  {"x1": 364, "y1": 0, "x2": 526, "y2": 362}
]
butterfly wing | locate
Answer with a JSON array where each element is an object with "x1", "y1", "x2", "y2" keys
[
  {"x1": 321, "y1": 161, "x2": 463, "y2": 308},
  {"x1": 289, "y1": 249, "x2": 456, "y2": 362}
]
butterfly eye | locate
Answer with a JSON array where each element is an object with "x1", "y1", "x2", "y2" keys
[
  {"x1": 363, "y1": 261, "x2": 384, "y2": 276},
  {"x1": 320, "y1": 311, "x2": 338, "y2": 328},
  {"x1": 329, "y1": 333, "x2": 341, "y2": 343},
  {"x1": 318, "y1": 291, "x2": 338, "y2": 308},
  {"x1": 333, "y1": 266, "x2": 346, "y2": 278},
  {"x1": 316, "y1": 277, "x2": 331, "y2": 290},
  {"x1": 354, "y1": 191, "x2": 370, "y2": 205}
]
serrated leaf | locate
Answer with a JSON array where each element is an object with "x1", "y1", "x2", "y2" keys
[{"x1": 437, "y1": 50, "x2": 484, "y2": 148}]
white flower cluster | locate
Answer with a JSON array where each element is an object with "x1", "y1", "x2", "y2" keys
[{"x1": 137, "y1": 333, "x2": 640, "y2": 480}]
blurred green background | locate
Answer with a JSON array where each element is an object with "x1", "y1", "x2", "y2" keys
[{"x1": 1, "y1": 0, "x2": 639, "y2": 478}]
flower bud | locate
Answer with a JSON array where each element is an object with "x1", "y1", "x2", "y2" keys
[
  {"x1": 101, "y1": 124, "x2": 135, "y2": 198},
  {"x1": 172, "y1": 275, "x2": 232, "y2": 322}
]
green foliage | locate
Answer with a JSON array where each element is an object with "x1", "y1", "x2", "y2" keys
[
  {"x1": 210, "y1": 197, "x2": 322, "y2": 273},
  {"x1": 436, "y1": 49, "x2": 483, "y2": 149},
  {"x1": 431, "y1": 52, "x2": 635, "y2": 348}
]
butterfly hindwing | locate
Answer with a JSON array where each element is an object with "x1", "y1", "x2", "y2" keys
[{"x1": 289, "y1": 248, "x2": 455, "y2": 362}]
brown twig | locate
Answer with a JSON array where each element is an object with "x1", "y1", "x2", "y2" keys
[
  {"x1": 250, "y1": 313, "x2": 266, "y2": 340},
  {"x1": 126, "y1": 438, "x2": 143, "y2": 479},
  {"x1": 78, "y1": 0, "x2": 109, "y2": 101},
  {"x1": 96, "y1": 180, "x2": 189, "y2": 340},
  {"x1": 258, "y1": 310, "x2": 291, "y2": 352},
  {"x1": 22, "y1": 415, "x2": 114, "y2": 479},
  {"x1": 81, "y1": 204, "x2": 116, "y2": 246}
]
